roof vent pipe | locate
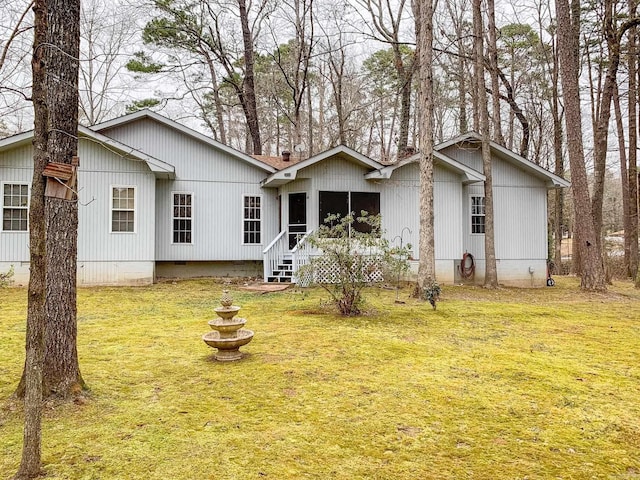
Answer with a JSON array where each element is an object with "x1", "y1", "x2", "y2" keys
[{"x1": 282, "y1": 150, "x2": 291, "y2": 162}]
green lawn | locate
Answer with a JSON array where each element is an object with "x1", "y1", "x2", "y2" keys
[{"x1": 1, "y1": 278, "x2": 639, "y2": 479}]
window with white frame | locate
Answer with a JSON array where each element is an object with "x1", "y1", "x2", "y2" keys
[
  {"x1": 2, "y1": 183, "x2": 29, "y2": 231},
  {"x1": 173, "y1": 193, "x2": 192, "y2": 243},
  {"x1": 111, "y1": 186, "x2": 135, "y2": 233},
  {"x1": 471, "y1": 195, "x2": 485, "y2": 234},
  {"x1": 243, "y1": 195, "x2": 261, "y2": 244}
]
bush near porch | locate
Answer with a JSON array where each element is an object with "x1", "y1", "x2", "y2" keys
[{"x1": 0, "y1": 278, "x2": 639, "y2": 479}]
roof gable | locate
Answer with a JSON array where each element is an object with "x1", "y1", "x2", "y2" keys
[
  {"x1": 91, "y1": 110, "x2": 276, "y2": 174},
  {"x1": 261, "y1": 145, "x2": 383, "y2": 187},
  {"x1": 365, "y1": 150, "x2": 486, "y2": 184},
  {"x1": 0, "y1": 126, "x2": 175, "y2": 179},
  {"x1": 436, "y1": 132, "x2": 570, "y2": 188}
]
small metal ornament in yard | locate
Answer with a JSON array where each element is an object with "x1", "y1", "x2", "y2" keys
[{"x1": 202, "y1": 289, "x2": 253, "y2": 361}]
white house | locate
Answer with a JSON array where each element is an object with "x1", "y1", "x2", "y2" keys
[{"x1": 0, "y1": 110, "x2": 569, "y2": 287}]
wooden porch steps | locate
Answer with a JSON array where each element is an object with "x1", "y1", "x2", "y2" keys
[{"x1": 267, "y1": 258, "x2": 293, "y2": 283}]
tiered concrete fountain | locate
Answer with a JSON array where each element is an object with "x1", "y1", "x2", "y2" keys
[{"x1": 202, "y1": 289, "x2": 254, "y2": 361}]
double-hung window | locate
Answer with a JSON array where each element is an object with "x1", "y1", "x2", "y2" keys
[
  {"x1": 2, "y1": 183, "x2": 29, "y2": 231},
  {"x1": 242, "y1": 195, "x2": 261, "y2": 244},
  {"x1": 471, "y1": 195, "x2": 485, "y2": 234},
  {"x1": 111, "y1": 186, "x2": 135, "y2": 233},
  {"x1": 173, "y1": 193, "x2": 193, "y2": 244}
]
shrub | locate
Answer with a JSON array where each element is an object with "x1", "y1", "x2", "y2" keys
[
  {"x1": 298, "y1": 212, "x2": 410, "y2": 316},
  {"x1": 0, "y1": 265, "x2": 14, "y2": 288},
  {"x1": 415, "y1": 281, "x2": 441, "y2": 309}
]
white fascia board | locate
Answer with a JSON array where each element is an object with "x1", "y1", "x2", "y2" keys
[
  {"x1": 364, "y1": 151, "x2": 485, "y2": 184},
  {"x1": 262, "y1": 145, "x2": 383, "y2": 187},
  {"x1": 435, "y1": 132, "x2": 570, "y2": 188},
  {"x1": 0, "y1": 131, "x2": 33, "y2": 152},
  {"x1": 79, "y1": 126, "x2": 176, "y2": 179}
]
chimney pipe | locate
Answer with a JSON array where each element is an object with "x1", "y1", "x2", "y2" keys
[{"x1": 282, "y1": 150, "x2": 291, "y2": 162}]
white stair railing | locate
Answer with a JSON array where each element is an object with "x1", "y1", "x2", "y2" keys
[
  {"x1": 262, "y1": 230, "x2": 287, "y2": 282},
  {"x1": 291, "y1": 231, "x2": 313, "y2": 286}
]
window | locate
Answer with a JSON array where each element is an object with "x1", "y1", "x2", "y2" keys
[
  {"x1": 471, "y1": 195, "x2": 485, "y2": 234},
  {"x1": 173, "y1": 193, "x2": 192, "y2": 243},
  {"x1": 243, "y1": 195, "x2": 261, "y2": 244},
  {"x1": 351, "y1": 192, "x2": 380, "y2": 234},
  {"x1": 318, "y1": 191, "x2": 380, "y2": 234},
  {"x1": 2, "y1": 183, "x2": 29, "y2": 231},
  {"x1": 111, "y1": 186, "x2": 135, "y2": 232}
]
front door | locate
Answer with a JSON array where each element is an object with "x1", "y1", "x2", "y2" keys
[{"x1": 288, "y1": 192, "x2": 307, "y2": 249}]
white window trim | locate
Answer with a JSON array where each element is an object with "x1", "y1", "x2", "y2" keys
[
  {"x1": 110, "y1": 185, "x2": 136, "y2": 234},
  {"x1": 241, "y1": 193, "x2": 263, "y2": 245},
  {"x1": 470, "y1": 194, "x2": 485, "y2": 236},
  {"x1": 171, "y1": 191, "x2": 194, "y2": 245},
  {"x1": 2, "y1": 182, "x2": 30, "y2": 233}
]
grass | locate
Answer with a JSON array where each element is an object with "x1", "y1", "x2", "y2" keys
[{"x1": 0, "y1": 277, "x2": 639, "y2": 479}]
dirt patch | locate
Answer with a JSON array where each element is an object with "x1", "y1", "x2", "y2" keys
[{"x1": 238, "y1": 282, "x2": 292, "y2": 293}]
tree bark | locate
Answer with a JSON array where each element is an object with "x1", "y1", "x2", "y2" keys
[
  {"x1": 14, "y1": 1, "x2": 47, "y2": 476},
  {"x1": 592, "y1": 1, "x2": 640, "y2": 254},
  {"x1": 415, "y1": 0, "x2": 436, "y2": 293},
  {"x1": 614, "y1": 83, "x2": 631, "y2": 276},
  {"x1": 486, "y1": 0, "x2": 504, "y2": 145},
  {"x1": 551, "y1": 33, "x2": 564, "y2": 271},
  {"x1": 15, "y1": 0, "x2": 84, "y2": 402},
  {"x1": 628, "y1": 0, "x2": 639, "y2": 283},
  {"x1": 238, "y1": 0, "x2": 262, "y2": 155},
  {"x1": 473, "y1": 0, "x2": 498, "y2": 288},
  {"x1": 555, "y1": 0, "x2": 606, "y2": 291}
]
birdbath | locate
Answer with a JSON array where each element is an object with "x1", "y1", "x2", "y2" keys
[{"x1": 202, "y1": 289, "x2": 253, "y2": 361}]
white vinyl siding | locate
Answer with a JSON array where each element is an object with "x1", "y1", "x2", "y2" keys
[
  {"x1": 471, "y1": 195, "x2": 485, "y2": 234},
  {"x1": 242, "y1": 195, "x2": 262, "y2": 245},
  {"x1": 172, "y1": 192, "x2": 193, "y2": 244},
  {"x1": 111, "y1": 186, "x2": 136, "y2": 233},
  {"x1": 2, "y1": 183, "x2": 29, "y2": 231}
]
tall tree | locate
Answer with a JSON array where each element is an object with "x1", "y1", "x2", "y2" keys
[
  {"x1": 78, "y1": 0, "x2": 137, "y2": 124},
  {"x1": 555, "y1": 0, "x2": 606, "y2": 291},
  {"x1": 473, "y1": 0, "x2": 498, "y2": 288},
  {"x1": 15, "y1": 0, "x2": 85, "y2": 402},
  {"x1": 0, "y1": 0, "x2": 34, "y2": 136},
  {"x1": 355, "y1": 0, "x2": 416, "y2": 155},
  {"x1": 628, "y1": 0, "x2": 639, "y2": 284},
  {"x1": 14, "y1": 1, "x2": 47, "y2": 475},
  {"x1": 415, "y1": 0, "x2": 436, "y2": 295},
  {"x1": 137, "y1": 0, "x2": 272, "y2": 154},
  {"x1": 267, "y1": 0, "x2": 315, "y2": 152},
  {"x1": 15, "y1": 0, "x2": 81, "y2": 475},
  {"x1": 486, "y1": 0, "x2": 504, "y2": 145},
  {"x1": 591, "y1": 0, "x2": 640, "y2": 256}
]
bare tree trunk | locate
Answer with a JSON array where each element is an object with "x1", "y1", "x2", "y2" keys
[
  {"x1": 238, "y1": 0, "x2": 262, "y2": 154},
  {"x1": 15, "y1": 0, "x2": 84, "y2": 402},
  {"x1": 14, "y1": 1, "x2": 47, "y2": 476},
  {"x1": 486, "y1": 0, "x2": 504, "y2": 145},
  {"x1": 203, "y1": 53, "x2": 226, "y2": 144},
  {"x1": 629, "y1": 0, "x2": 639, "y2": 283},
  {"x1": 555, "y1": 0, "x2": 606, "y2": 291},
  {"x1": 592, "y1": 1, "x2": 640, "y2": 254},
  {"x1": 552, "y1": 36, "x2": 564, "y2": 272},
  {"x1": 43, "y1": 0, "x2": 83, "y2": 398},
  {"x1": 614, "y1": 83, "x2": 631, "y2": 276},
  {"x1": 415, "y1": 0, "x2": 436, "y2": 294},
  {"x1": 473, "y1": 0, "x2": 498, "y2": 288}
]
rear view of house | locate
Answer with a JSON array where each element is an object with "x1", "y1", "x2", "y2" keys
[{"x1": 0, "y1": 111, "x2": 568, "y2": 287}]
